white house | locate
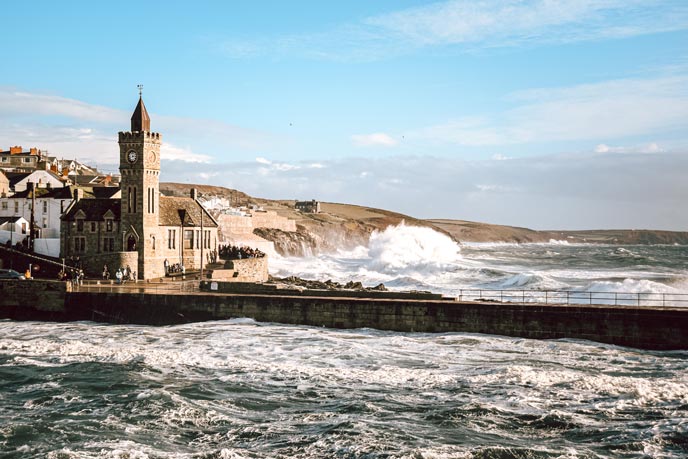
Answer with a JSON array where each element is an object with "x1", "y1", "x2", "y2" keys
[
  {"x1": 7, "y1": 170, "x2": 66, "y2": 193},
  {"x1": 0, "y1": 216, "x2": 30, "y2": 247},
  {"x1": 0, "y1": 185, "x2": 77, "y2": 256}
]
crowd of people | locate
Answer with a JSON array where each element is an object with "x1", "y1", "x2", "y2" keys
[
  {"x1": 57, "y1": 268, "x2": 84, "y2": 286},
  {"x1": 219, "y1": 244, "x2": 266, "y2": 260},
  {"x1": 101, "y1": 264, "x2": 136, "y2": 283},
  {"x1": 163, "y1": 259, "x2": 186, "y2": 276}
]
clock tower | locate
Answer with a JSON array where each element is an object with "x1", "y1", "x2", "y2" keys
[{"x1": 118, "y1": 90, "x2": 161, "y2": 277}]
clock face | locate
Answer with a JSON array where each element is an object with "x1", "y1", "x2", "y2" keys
[{"x1": 127, "y1": 150, "x2": 138, "y2": 164}]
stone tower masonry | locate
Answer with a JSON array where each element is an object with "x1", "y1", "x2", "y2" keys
[{"x1": 118, "y1": 95, "x2": 161, "y2": 279}]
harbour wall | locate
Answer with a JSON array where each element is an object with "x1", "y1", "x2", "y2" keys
[{"x1": 1, "y1": 280, "x2": 687, "y2": 350}]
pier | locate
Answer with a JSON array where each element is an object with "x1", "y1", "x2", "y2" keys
[{"x1": 1, "y1": 279, "x2": 687, "y2": 350}]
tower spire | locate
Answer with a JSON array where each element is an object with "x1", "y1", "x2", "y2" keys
[{"x1": 130, "y1": 85, "x2": 151, "y2": 132}]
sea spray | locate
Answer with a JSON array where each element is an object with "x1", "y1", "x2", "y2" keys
[
  {"x1": 366, "y1": 222, "x2": 461, "y2": 273},
  {"x1": 269, "y1": 223, "x2": 688, "y2": 299}
]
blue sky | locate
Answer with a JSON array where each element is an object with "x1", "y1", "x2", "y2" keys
[{"x1": 2, "y1": 0, "x2": 687, "y2": 230}]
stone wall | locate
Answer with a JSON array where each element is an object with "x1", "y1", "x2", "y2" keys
[
  {"x1": 208, "y1": 257, "x2": 268, "y2": 282},
  {"x1": 217, "y1": 211, "x2": 296, "y2": 236},
  {"x1": 54, "y1": 292, "x2": 688, "y2": 350},
  {"x1": 0, "y1": 280, "x2": 69, "y2": 319},
  {"x1": 2, "y1": 282, "x2": 687, "y2": 350},
  {"x1": 84, "y1": 251, "x2": 139, "y2": 278},
  {"x1": 251, "y1": 211, "x2": 296, "y2": 232}
]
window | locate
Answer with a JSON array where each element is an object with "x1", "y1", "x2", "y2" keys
[
  {"x1": 168, "y1": 229, "x2": 176, "y2": 249},
  {"x1": 1, "y1": 157, "x2": 7, "y2": 163},
  {"x1": 147, "y1": 187, "x2": 155, "y2": 213},
  {"x1": 42, "y1": 218, "x2": 47, "y2": 228},
  {"x1": 103, "y1": 237, "x2": 115, "y2": 252},
  {"x1": 23, "y1": 157, "x2": 32, "y2": 163},
  {"x1": 196, "y1": 230, "x2": 200, "y2": 249},
  {"x1": 21, "y1": 223, "x2": 27, "y2": 234},
  {"x1": 184, "y1": 229, "x2": 194, "y2": 249},
  {"x1": 91, "y1": 222, "x2": 96, "y2": 232},
  {"x1": 14, "y1": 202, "x2": 18, "y2": 213},
  {"x1": 1, "y1": 202, "x2": 6, "y2": 210},
  {"x1": 74, "y1": 237, "x2": 86, "y2": 253},
  {"x1": 106, "y1": 219, "x2": 113, "y2": 232},
  {"x1": 42, "y1": 201, "x2": 47, "y2": 213},
  {"x1": 76, "y1": 219, "x2": 84, "y2": 232},
  {"x1": 127, "y1": 186, "x2": 137, "y2": 213},
  {"x1": 204, "y1": 230, "x2": 211, "y2": 249}
]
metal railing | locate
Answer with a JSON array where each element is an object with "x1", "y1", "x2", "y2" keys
[
  {"x1": 74, "y1": 278, "x2": 201, "y2": 294},
  {"x1": 71, "y1": 280, "x2": 688, "y2": 308},
  {"x1": 456, "y1": 289, "x2": 688, "y2": 307}
]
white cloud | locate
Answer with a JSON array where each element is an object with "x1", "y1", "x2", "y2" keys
[
  {"x1": 351, "y1": 132, "x2": 398, "y2": 147},
  {"x1": 0, "y1": 87, "x2": 125, "y2": 123},
  {"x1": 595, "y1": 142, "x2": 665, "y2": 154},
  {"x1": 161, "y1": 144, "x2": 212, "y2": 163},
  {"x1": 215, "y1": 1, "x2": 688, "y2": 60},
  {"x1": 409, "y1": 75, "x2": 688, "y2": 146},
  {"x1": 364, "y1": 0, "x2": 687, "y2": 48},
  {"x1": 161, "y1": 152, "x2": 688, "y2": 230},
  {"x1": 254, "y1": 157, "x2": 299, "y2": 172},
  {"x1": 0, "y1": 88, "x2": 282, "y2": 165}
]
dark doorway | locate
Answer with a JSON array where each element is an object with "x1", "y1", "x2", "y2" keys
[{"x1": 127, "y1": 234, "x2": 137, "y2": 251}]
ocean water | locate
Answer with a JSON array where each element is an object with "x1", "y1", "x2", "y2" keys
[
  {"x1": 1, "y1": 319, "x2": 687, "y2": 458},
  {"x1": 2, "y1": 223, "x2": 688, "y2": 457},
  {"x1": 270, "y1": 224, "x2": 688, "y2": 302}
]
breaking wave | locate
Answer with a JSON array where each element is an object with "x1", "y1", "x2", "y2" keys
[
  {"x1": 269, "y1": 223, "x2": 688, "y2": 300},
  {"x1": 366, "y1": 222, "x2": 461, "y2": 273}
]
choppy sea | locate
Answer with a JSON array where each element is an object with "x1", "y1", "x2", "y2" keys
[
  {"x1": 270, "y1": 224, "x2": 688, "y2": 300},
  {"x1": 2, "y1": 224, "x2": 687, "y2": 458},
  {"x1": 2, "y1": 319, "x2": 687, "y2": 458}
]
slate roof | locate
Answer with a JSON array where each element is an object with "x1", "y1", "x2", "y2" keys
[
  {"x1": 0, "y1": 216, "x2": 26, "y2": 225},
  {"x1": 9, "y1": 185, "x2": 88, "y2": 200},
  {"x1": 62, "y1": 198, "x2": 121, "y2": 221},
  {"x1": 131, "y1": 96, "x2": 151, "y2": 132},
  {"x1": 159, "y1": 196, "x2": 218, "y2": 227},
  {"x1": 5, "y1": 172, "x2": 30, "y2": 187},
  {"x1": 91, "y1": 187, "x2": 120, "y2": 199}
]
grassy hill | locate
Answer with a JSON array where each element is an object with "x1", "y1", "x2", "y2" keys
[{"x1": 160, "y1": 183, "x2": 688, "y2": 251}]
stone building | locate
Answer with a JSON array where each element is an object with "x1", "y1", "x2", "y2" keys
[
  {"x1": 295, "y1": 199, "x2": 321, "y2": 213},
  {"x1": 0, "y1": 146, "x2": 44, "y2": 172},
  {"x1": 60, "y1": 95, "x2": 218, "y2": 279}
]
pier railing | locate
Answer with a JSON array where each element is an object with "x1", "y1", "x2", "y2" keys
[
  {"x1": 75, "y1": 279, "x2": 201, "y2": 294},
  {"x1": 456, "y1": 289, "x2": 688, "y2": 308},
  {"x1": 73, "y1": 280, "x2": 688, "y2": 308}
]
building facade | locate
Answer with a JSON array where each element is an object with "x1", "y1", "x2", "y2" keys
[{"x1": 61, "y1": 95, "x2": 218, "y2": 279}]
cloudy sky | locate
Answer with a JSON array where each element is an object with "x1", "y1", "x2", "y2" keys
[{"x1": 2, "y1": 0, "x2": 687, "y2": 230}]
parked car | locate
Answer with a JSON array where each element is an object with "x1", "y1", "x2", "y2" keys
[{"x1": 0, "y1": 269, "x2": 26, "y2": 280}]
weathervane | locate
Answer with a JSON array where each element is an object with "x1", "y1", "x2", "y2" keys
[{"x1": 137, "y1": 84, "x2": 143, "y2": 97}]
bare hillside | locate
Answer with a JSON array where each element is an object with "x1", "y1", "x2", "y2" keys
[{"x1": 161, "y1": 183, "x2": 688, "y2": 253}]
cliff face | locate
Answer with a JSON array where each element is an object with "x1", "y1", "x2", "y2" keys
[
  {"x1": 161, "y1": 183, "x2": 688, "y2": 256},
  {"x1": 253, "y1": 205, "x2": 444, "y2": 257}
]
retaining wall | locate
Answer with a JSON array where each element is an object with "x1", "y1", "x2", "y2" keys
[{"x1": 0, "y1": 281, "x2": 686, "y2": 350}]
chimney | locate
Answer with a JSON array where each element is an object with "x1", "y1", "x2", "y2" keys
[
  {"x1": 9, "y1": 146, "x2": 22, "y2": 155},
  {"x1": 190, "y1": 188, "x2": 198, "y2": 200},
  {"x1": 73, "y1": 188, "x2": 83, "y2": 202},
  {"x1": 30, "y1": 147, "x2": 38, "y2": 155}
]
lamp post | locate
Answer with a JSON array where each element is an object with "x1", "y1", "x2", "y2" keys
[{"x1": 178, "y1": 209, "x2": 186, "y2": 268}]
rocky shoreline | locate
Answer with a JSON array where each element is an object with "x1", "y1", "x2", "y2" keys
[{"x1": 269, "y1": 275, "x2": 389, "y2": 292}]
